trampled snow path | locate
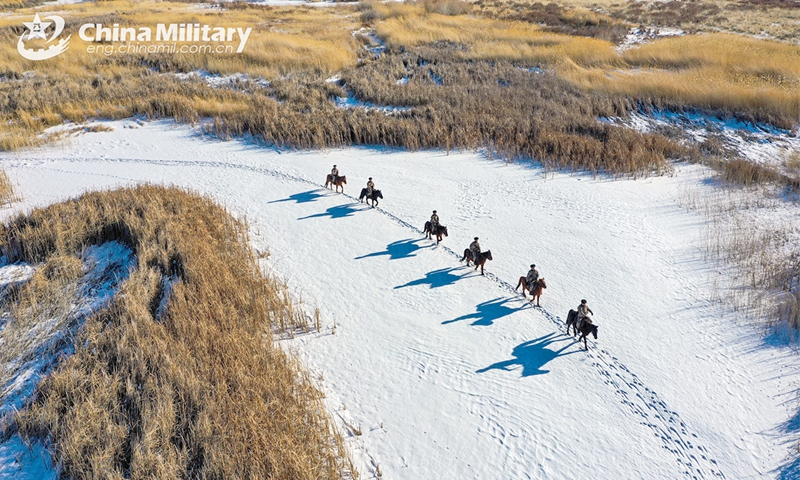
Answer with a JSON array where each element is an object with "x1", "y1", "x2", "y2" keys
[{"x1": 3, "y1": 119, "x2": 800, "y2": 479}]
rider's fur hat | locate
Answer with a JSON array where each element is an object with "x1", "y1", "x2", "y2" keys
[
  {"x1": 433, "y1": 210, "x2": 437, "y2": 213},
  {"x1": 581, "y1": 299, "x2": 587, "y2": 304},
  {"x1": 531, "y1": 264, "x2": 536, "y2": 268},
  {"x1": 474, "y1": 237, "x2": 479, "y2": 240}
]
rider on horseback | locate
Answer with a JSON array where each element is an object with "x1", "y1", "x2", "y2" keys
[
  {"x1": 576, "y1": 299, "x2": 594, "y2": 331},
  {"x1": 366, "y1": 177, "x2": 375, "y2": 196},
  {"x1": 525, "y1": 264, "x2": 539, "y2": 291},
  {"x1": 469, "y1": 237, "x2": 481, "y2": 262},
  {"x1": 331, "y1": 165, "x2": 339, "y2": 184},
  {"x1": 430, "y1": 210, "x2": 440, "y2": 231}
]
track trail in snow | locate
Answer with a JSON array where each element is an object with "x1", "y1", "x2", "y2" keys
[{"x1": 17, "y1": 155, "x2": 726, "y2": 479}]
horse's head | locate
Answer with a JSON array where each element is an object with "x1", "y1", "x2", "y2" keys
[
  {"x1": 539, "y1": 278, "x2": 546, "y2": 288},
  {"x1": 341, "y1": 176, "x2": 347, "y2": 184},
  {"x1": 376, "y1": 190, "x2": 383, "y2": 198},
  {"x1": 441, "y1": 226, "x2": 448, "y2": 236},
  {"x1": 591, "y1": 325, "x2": 598, "y2": 339},
  {"x1": 485, "y1": 250, "x2": 492, "y2": 261}
]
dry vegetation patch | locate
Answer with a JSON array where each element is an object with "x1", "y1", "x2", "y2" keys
[
  {"x1": 0, "y1": 0, "x2": 796, "y2": 173},
  {"x1": 680, "y1": 183, "x2": 800, "y2": 334},
  {"x1": 0, "y1": 171, "x2": 16, "y2": 205},
  {"x1": 2, "y1": 185, "x2": 353, "y2": 479}
]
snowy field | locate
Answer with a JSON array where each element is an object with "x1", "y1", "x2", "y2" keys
[{"x1": 2, "y1": 119, "x2": 800, "y2": 479}]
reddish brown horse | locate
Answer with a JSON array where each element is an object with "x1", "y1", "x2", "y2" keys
[
  {"x1": 461, "y1": 249, "x2": 493, "y2": 275},
  {"x1": 515, "y1": 277, "x2": 547, "y2": 306},
  {"x1": 424, "y1": 221, "x2": 448, "y2": 244},
  {"x1": 325, "y1": 174, "x2": 347, "y2": 193}
]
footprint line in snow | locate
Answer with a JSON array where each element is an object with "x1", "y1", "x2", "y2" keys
[{"x1": 18, "y1": 155, "x2": 726, "y2": 479}]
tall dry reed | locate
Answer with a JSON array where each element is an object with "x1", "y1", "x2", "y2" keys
[{"x1": 3, "y1": 185, "x2": 354, "y2": 479}]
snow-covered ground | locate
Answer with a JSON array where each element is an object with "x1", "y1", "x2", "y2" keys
[{"x1": 2, "y1": 119, "x2": 800, "y2": 479}]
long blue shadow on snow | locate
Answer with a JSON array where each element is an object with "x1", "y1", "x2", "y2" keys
[
  {"x1": 395, "y1": 267, "x2": 472, "y2": 290},
  {"x1": 298, "y1": 203, "x2": 362, "y2": 220},
  {"x1": 269, "y1": 189, "x2": 328, "y2": 204},
  {"x1": 476, "y1": 333, "x2": 578, "y2": 377},
  {"x1": 778, "y1": 405, "x2": 800, "y2": 478},
  {"x1": 357, "y1": 238, "x2": 432, "y2": 261},
  {"x1": 443, "y1": 296, "x2": 519, "y2": 327}
]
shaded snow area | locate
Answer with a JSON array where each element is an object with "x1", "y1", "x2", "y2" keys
[
  {"x1": 604, "y1": 110, "x2": 800, "y2": 173},
  {"x1": 3, "y1": 119, "x2": 800, "y2": 479},
  {"x1": 0, "y1": 242, "x2": 136, "y2": 479}
]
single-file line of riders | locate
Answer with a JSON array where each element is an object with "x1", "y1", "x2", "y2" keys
[{"x1": 324, "y1": 165, "x2": 599, "y2": 350}]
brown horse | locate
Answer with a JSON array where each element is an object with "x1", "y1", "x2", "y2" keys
[
  {"x1": 461, "y1": 249, "x2": 492, "y2": 275},
  {"x1": 325, "y1": 174, "x2": 347, "y2": 193},
  {"x1": 515, "y1": 277, "x2": 547, "y2": 306},
  {"x1": 424, "y1": 221, "x2": 448, "y2": 244}
]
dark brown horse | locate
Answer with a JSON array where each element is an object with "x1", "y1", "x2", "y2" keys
[
  {"x1": 576, "y1": 322, "x2": 598, "y2": 351},
  {"x1": 515, "y1": 277, "x2": 547, "y2": 306},
  {"x1": 423, "y1": 221, "x2": 448, "y2": 243},
  {"x1": 566, "y1": 309, "x2": 598, "y2": 350},
  {"x1": 461, "y1": 249, "x2": 492, "y2": 275},
  {"x1": 325, "y1": 174, "x2": 347, "y2": 193},
  {"x1": 359, "y1": 188, "x2": 383, "y2": 207}
]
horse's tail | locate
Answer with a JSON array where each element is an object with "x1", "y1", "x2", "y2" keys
[{"x1": 567, "y1": 309, "x2": 577, "y2": 325}]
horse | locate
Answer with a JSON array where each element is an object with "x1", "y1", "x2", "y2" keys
[
  {"x1": 566, "y1": 309, "x2": 579, "y2": 336},
  {"x1": 423, "y1": 221, "x2": 448, "y2": 244},
  {"x1": 576, "y1": 322, "x2": 598, "y2": 351},
  {"x1": 325, "y1": 174, "x2": 347, "y2": 193},
  {"x1": 515, "y1": 277, "x2": 547, "y2": 306},
  {"x1": 566, "y1": 309, "x2": 598, "y2": 350},
  {"x1": 359, "y1": 188, "x2": 383, "y2": 207},
  {"x1": 461, "y1": 249, "x2": 493, "y2": 275}
]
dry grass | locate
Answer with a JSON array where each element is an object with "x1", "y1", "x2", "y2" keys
[
  {"x1": 471, "y1": 0, "x2": 630, "y2": 42},
  {"x1": 0, "y1": 254, "x2": 82, "y2": 391},
  {"x1": 373, "y1": 6, "x2": 621, "y2": 66},
  {"x1": 2, "y1": 185, "x2": 353, "y2": 479},
  {"x1": 369, "y1": 5, "x2": 800, "y2": 127},
  {"x1": 680, "y1": 184, "x2": 800, "y2": 334},
  {"x1": 0, "y1": 1, "x2": 360, "y2": 78},
  {"x1": 0, "y1": 171, "x2": 15, "y2": 205},
  {"x1": 609, "y1": 0, "x2": 800, "y2": 42},
  {"x1": 0, "y1": 0, "x2": 796, "y2": 173}
]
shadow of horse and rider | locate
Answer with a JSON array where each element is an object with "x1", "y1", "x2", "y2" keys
[
  {"x1": 476, "y1": 333, "x2": 579, "y2": 377},
  {"x1": 280, "y1": 183, "x2": 596, "y2": 370}
]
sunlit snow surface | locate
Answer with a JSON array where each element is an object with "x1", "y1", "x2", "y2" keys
[{"x1": 2, "y1": 119, "x2": 800, "y2": 479}]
